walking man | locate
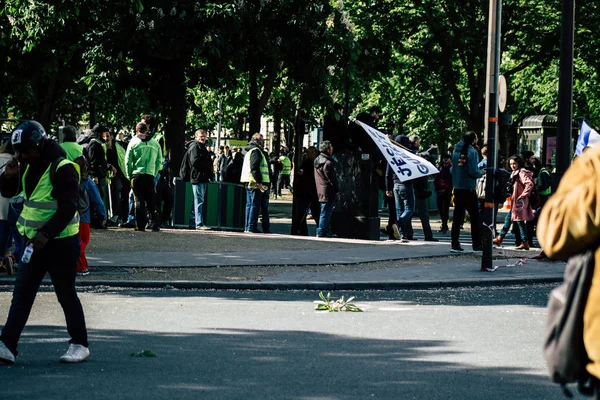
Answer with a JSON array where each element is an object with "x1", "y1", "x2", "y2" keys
[
  {"x1": 450, "y1": 131, "x2": 483, "y2": 252},
  {"x1": 314, "y1": 140, "x2": 339, "y2": 238},
  {"x1": 0, "y1": 121, "x2": 90, "y2": 364},
  {"x1": 125, "y1": 122, "x2": 163, "y2": 232},
  {"x1": 241, "y1": 133, "x2": 271, "y2": 233}
]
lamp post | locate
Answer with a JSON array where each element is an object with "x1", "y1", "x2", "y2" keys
[
  {"x1": 556, "y1": 0, "x2": 575, "y2": 179},
  {"x1": 481, "y1": 0, "x2": 502, "y2": 271}
]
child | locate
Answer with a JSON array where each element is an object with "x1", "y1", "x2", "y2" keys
[{"x1": 74, "y1": 156, "x2": 106, "y2": 276}]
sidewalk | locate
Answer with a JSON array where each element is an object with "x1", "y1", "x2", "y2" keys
[{"x1": 0, "y1": 200, "x2": 566, "y2": 290}]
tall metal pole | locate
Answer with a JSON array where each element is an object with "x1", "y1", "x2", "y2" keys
[
  {"x1": 217, "y1": 101, "x2": 223, "y2": 151},
  {"x1": 481, "y1": 0, "x2": 502, "y2": 271},
  {"x1": 556, "y1": 0, "x2": 575, "y2": 178}
]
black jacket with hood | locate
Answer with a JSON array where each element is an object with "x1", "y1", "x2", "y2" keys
[{"x1": 314, "y1": 152, "x2": 339, "y2": 203}]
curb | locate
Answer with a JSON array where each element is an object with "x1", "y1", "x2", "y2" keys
[{"x1": 0, "y1": 277, "x2": 563, "y2": 291}]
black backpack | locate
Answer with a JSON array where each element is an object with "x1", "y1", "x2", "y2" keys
[
  {"x1": 544, "y1": 250, "x2": 595, "y2": 397},
  {"x1": 179, "y1": 147, "x2": 191, "y2": 182},
  {"x1": 50, "y1": 157, "x2": 89, "y2": 215}
]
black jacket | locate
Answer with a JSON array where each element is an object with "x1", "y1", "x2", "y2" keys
[
  {"x1": 188, "y1": 141, "x2": 213, "y2": 184},
  {"x1": 0, "y1": 140, "x2": 78, "y2": 239},
  {"x1": 88, "y1": 133, "x2": 109, "y2": 179},
  {"x1": 314, "y1": 153, "x2": 339, "y2": 203}
]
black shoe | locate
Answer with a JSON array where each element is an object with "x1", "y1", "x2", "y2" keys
[
  {"x1": 119, "y1": 221, "x2": 135, "y2": 228},
  {"x1": 424, "y1": 237, "x2": 439, "y2": 242},
  {"x1": 450, "y1": 246, "x2": 464, "y2": 253},
  {"x1": 152, "y1": 224, "x2": 160, "y2": 232},
  {"x1": 472, "y1": 246, "x2": 483, "y2": 252}
]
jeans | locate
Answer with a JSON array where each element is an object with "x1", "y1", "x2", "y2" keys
[
  {"x1": 406, "y1": 195, "x2": 434, "y2": 240},
  {"x1": 7, "y1": 201, "x2": 25, "y2": 262},
  {"x1": 245, "y1": 186, "x2": 271, "y2": 232},
  {"x1": 192, "y1": 183, "x2": 208, "y2": 227},
  {"x1": 393, "y1": 183, "x2": 414, "y2": 238},
  {"x1": 500, "y1": 213, "x2": 528, "y2": 243},
  {"x1": 451, "y1": 189, "x2": 481, "y2": 249},
  {"x1": 132, "y1": 174, "x2": 158, "y2": 230},
  {"x1": 127, "y1": 190, "x2": 136, "y2": 223},
  {"x1": 291, "y1": 194, "x2": 320, "y2": 236},
  {"x1": 317, "y1": 202, "x2": 334, "y2": 237},
  {"x1": 278, "y1": 174, "x2": 290, "y2": 195},
  {"x1": 1, "y1": 235, "x2": 88, "y2": 356}
]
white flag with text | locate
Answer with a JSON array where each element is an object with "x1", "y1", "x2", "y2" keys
[{"x1": 355, "y1": 120, "x2": 439, "y2": 182}]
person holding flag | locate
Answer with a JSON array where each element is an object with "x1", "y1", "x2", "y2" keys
[{"x1": 576, "y1": 121, "x2": 600, "y2": 156}]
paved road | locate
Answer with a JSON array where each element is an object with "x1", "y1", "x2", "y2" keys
[{"x1": 0, "y1": 285, "x2": 569, "y2": 399}]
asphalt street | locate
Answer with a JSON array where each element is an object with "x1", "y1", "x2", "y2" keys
[{"x1": 0, "y1": 285, "x2": 572, "y2": 400}]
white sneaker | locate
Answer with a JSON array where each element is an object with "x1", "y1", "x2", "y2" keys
[
  {"x1": 60, "y1": 344, "x2": 90, "y2": 363},
  {"x1": 0, "y1": 341, "x2": 15, "y2": 365}
]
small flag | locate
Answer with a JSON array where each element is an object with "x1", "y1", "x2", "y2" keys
[{"x1": 575, "y1": 121, "x2": 600, "y2": 156}]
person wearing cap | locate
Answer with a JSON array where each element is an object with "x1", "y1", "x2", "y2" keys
[
  {"x1": 60, "y1": 125, "x2": 83, "y2": 161},
  {"x1": 88, "y1": 124, "x2": 115, "y2": 207},
  {"x1": 0, "y1": 121, "x2": 90, "y2": 365},
  {"x1": 125, "y1": 122, "x2": 163, "y2": 232}
]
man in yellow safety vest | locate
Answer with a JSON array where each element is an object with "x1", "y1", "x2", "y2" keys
[
  {"x1": 0, "y1": 121, "x2": 90, "y2": 365},
  {"x1": 241, "y1": 133, "x2": 271, "y2": 233}
]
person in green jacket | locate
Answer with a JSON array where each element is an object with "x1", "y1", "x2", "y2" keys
[
  {"x1": 60, "y1": 126, "x2": 83, "y2": 161},
  {"x1": 125, "y1": 122, "x2": 163, "y2": 232}
]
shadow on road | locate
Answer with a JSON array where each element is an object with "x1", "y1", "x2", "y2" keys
[{"x1": 2, "y1": 324, "x2": 563, "y2": 400}]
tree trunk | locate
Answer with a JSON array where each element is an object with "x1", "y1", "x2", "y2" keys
[
  {"x1": 35, "y1": 73, "x2": 59, "y2": 129},
  {"x1": 165, "y1": 62, "x2": 187, "y2": 180},
  {"x1": 248, "y1": 65, "x2": 277, "y2": 137}
]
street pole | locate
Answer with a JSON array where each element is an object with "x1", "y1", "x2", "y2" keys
[
  {"x1": 217, "y1": 101, "x2": 223, "y2": 151},
  {"x1": 556, "y1": 0, "x2": 575, "y2": 179},
  {"x1": 481, "y1": 0, "x2": 502, "y2": 272}
]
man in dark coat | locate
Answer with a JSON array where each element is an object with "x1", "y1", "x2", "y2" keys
[
  {"x1": 314, "y1": 140, "x2": 339, "y2": 238},
  {"x1": 291, "y1": 146, "x2": 320, "y2": 236}
]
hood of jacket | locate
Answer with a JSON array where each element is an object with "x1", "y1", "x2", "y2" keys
[
  {"x1": 243, "y1": 141, "x2": 261, "y2": 154},
  {"x1": 136, "y1": 133, "x2": 152, "y2": 142},
  {"x1": 314, "y1": 153, "x2": 333, "y2": 170}
]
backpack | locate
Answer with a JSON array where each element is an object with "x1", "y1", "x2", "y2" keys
[
  {"x1": 179, "y1": 147, "x2": 191, "y2": 182},
  {"x1": 49, "y1": 157, "x2": 89, "y2": 215},
  {"x1": 544, "y1": 250, "x2": 595, "y2": 397},
  {"x1": 494, "y1": 169, "x2": 511, "y2": 203},
  {"x1": 529, "y1": 182, "x2": 541, "y2": 209}
]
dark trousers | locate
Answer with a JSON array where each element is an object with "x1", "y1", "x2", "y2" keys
[
  {"x1": 407, "y1": 196, "x2": 434, "y2": 240},
  {"x1": 1, "y1": 235, "x2": 87, "y2": 356},
  {"x1": 292, "y1": 194, "x2": 320, "y2": 236},
  {"x1": 451, "y1": 189, "x2": 481, "y2": 248},
  {"x1": 278, "y1": 174, "x2": 290, "y2": 195},
  {"x1": 156, "y1": 179, "x2": 173, "y2": 226},
  {"x1": 132, "y1": 174, "x2": 158, "y2": 230},
  {"x1": 385, "y1": 195, "x2": 397, "y2": 237},
  {"x1": 436, "y1": 191, "x2": 452, "y2": 230}
]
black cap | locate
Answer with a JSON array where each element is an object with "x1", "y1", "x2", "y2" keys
[
  {"x1": 11, "y1": 121, "x2": 45, "y2": 152},
  {"x1": 63, "y1": 125, "x2": 77, "y2": 141},
  {"x1": 92, "y1": 124, "x2": 109, "y2": 135}
]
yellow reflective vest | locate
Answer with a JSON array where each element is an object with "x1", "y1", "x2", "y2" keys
[
  {"x1": 241, "y1": 148, "x2": 270, "y2": 184},
  {"x1": 60, "y1": 142, "x2": 84, "y2": 161},
  {"x1": 17, "y1": 159, "x2": 80, "y2": 239},
  {"x1": 279, "y1": 156, "x2": 291, "y2": 175}
]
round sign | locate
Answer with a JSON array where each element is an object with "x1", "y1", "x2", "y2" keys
[{"x1": 498, "y1": 75, "x2": 507, "y2": 112}]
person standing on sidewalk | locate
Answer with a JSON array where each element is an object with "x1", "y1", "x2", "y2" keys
[
  {"x1": 125, "y1": 122, "x2": 163, "y2": 232},
  {"x1": 278, "y1": 153, "x2": 292, "y2": 195},
  {"x1": 291, "y1": 146, "x2": 320, "y2": 236},
  {"x1": 60, "y1": 126, "x2": 83, "y2": 161},
  {"x1": 187, "y1": 129, "x2": 213, "y2": 230},
  {"x1": 450, "y1": 131, "x2": 482, "y2": 252},
  {"x1": 434, "y1": 154, "x2": 453, "y2": 234},
  {"x1": 386, "y1": 135, "x2": 414, "y2": 243},
  {"x1": 314, "y1": 140, "x2": 339, "y2": 238},
  {"x1": 0, "y1": 121, "x2": 90, "y2": 365},
  {"x1": 241, "y1": 133, "x2": 271, "y2": 233},
  {"x1": 493, "y1": 156, "x2": 534, "y2": 250}
]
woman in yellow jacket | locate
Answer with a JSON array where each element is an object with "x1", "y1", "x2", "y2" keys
[{"x1": 537, "y1": 146, "x2": 600, "y2": 391}]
